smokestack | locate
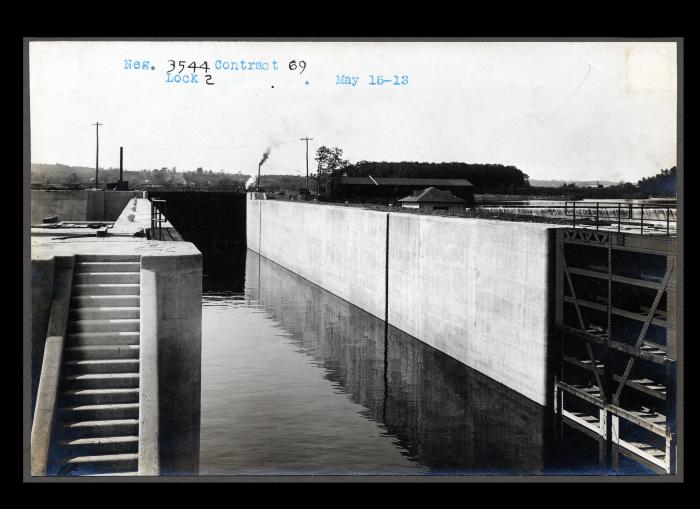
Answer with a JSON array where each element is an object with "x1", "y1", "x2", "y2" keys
[
  {"x1": 119, "y1": 147, "x2": 124, "y2": 182},
  {"x1": 257, "y1": 148, "x2": 271, "y2": 190}
]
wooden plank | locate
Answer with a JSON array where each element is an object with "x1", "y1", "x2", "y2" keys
[
  {"x1": 568, "y1": 267, "x2": 675, "y2": 290},
  {"x1": 563, "y1": 355, "x2": 604, "y2": 372},
  {"x1": 562, "y1": 410, "x2": 602, "y2": 436},
  {"x1": 557, "y1": 325, "x2": 672, "y2": 365},
  {"x1": 607, "y1": 404, "x2": 667, "y2": 437},
  {"x1": 563, "y1": 296, "x2": 667, "y2": 327},
  {"x1": 611, "y1": 375, "x2": 666, "y2": 400},
  {"x1": 556, "y1": 381, "x2": 604, "y2": 407}
]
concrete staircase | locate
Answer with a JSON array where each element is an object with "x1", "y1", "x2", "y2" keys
[{"x1": 48, "y1": 255, "x2": 141, "y2": 476}]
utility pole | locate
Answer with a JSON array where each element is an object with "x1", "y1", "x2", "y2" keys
[
  {"x1": 93, "y1": 122, "x2": 102, "y2": 188},
  {"x1": 300, "y1": 137, "x2": 313, "y2": 191}
]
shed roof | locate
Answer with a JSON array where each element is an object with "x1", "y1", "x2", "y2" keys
[{"x1": 398, "y1": 187, "x2": 467, "y2": 203}]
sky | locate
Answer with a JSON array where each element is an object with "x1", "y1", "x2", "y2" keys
[{"x1": 29, "y1": 40, "x2": 678, "y2": 182}]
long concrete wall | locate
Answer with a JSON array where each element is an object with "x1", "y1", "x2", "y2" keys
[
  {"x1": 247, "y1": 199, "x2": 557, "y2": 406},
  {"x1": 31, "y1": 190, "x2": 134, "y2": 222},
  {"x1": 248, "y1": 199, "x2": 387, "y2": 320}
]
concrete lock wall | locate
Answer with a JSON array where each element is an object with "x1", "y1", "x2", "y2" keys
[
  {"x1": 388, "y1": 214, "x2": 554, "y2": 406},
  {"x1": 31, "y1": 190, "x2": 134, "y2": 222},
  {"x1": 248, "y1": 199, "x2": 387, "y2": 320},
  {"x1": 247, "y1": 199, "x2": 556, "y2": 406},
  {"x1": 31, "y1": 191, "x2": 88, "y2": 222}
]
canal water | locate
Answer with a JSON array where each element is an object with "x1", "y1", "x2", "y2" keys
[{"x1": 199, "y1": 249, "x2": 655, "y2": 476}]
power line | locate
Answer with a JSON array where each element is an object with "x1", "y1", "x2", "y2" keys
[
  {"x1": 93, "y1": 122, "x2": 102, "y2": 188},
  {"x1": 300, "y1": 137, "x2": 313, "y2": 190}
]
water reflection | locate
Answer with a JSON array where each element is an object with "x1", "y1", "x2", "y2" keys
[{"x1": 200, "y1": 249, "x2": 653, "y2": 475}]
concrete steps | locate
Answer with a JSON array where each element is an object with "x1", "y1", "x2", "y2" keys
[
  {"x1": 60, "y1": 453, "x2": 139, "y2": 476},
  {"x1": 49, "y1": 255, "x2": 142, "y2": 476},
  {"x1": 61, "y1": 435, "x2": 139, "y2": 456},
  {"x1": 64, "y1": 419, "x2": 139, "y2": 437},
  {"x1": 67, "y1": 331, "x2": 140, "y2": 346},
  {"x1": 62, "y1": 388, "x2": 139, "y2": 405},
  {"x1": 70, "y1": 307, "x2": 140, "y2": 320},
  {"x1": 68, "y1": 319, "x2": 140, "y2": 333},
  {"x1": 75, "y1": 262, "x2": 141, "y2": 273},
  {"x1": 76, "y1": 254, "x2": 141, "y2": 262},
  {"x1": 73, "y1": 284, "x2": 140, "y2": 296},
  {"x1": 63, "y1": 373, "x2": 140, "y2": 389},
  {"x1": 75, "y1": 272, "x2": 140, "y2": 284},
  {"x1": 71, "y1": 295, "x2": 140, "y2": 308},
  {"x1": 65, "y1": 345, "x2": 140, "y2": 360},
  {"x1": 64, "y1": 359, "x2": 140, "y2": 374},
  {"x1": 60, "y1": 403, "x2": 140, "y2": 421}
]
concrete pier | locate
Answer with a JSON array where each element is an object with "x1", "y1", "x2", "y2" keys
[{"x1": 30, "y1": 196, "x2": 202, "y2": 475}]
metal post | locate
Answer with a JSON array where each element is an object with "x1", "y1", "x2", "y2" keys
[
  {"x1": 572, "y1": 202, "x2": 576, "y2": 229},
  {"x1": 596, "y1": 202, "x2": 599, "y2": 231},
  {"x1": 618, "y1": 203, "x2": 621, "y2": 233}
]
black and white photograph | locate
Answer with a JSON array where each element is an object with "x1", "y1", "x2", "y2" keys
[{"x1": 23, "y1": 38, "x2": 682, "y2": 481}]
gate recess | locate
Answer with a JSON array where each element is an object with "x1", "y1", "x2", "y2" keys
[{"x1": 554, "y1": 228, "x2": 677, "y2": 473}]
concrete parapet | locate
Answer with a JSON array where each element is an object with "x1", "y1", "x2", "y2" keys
[
  {"x1": 138, "y1": 267, "x2": 160, "y2": 475},
  {"x1": 141, "y1": 252, "x2": 202, "y2": 474},
  {"x1": 31, "y1": 256, "x2": 74, "y2": 476},
  {"x1": 31, "y1": 190, "x2": 135, "y2": 223}
]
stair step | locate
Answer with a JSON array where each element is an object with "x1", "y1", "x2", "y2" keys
[
  {"x1": 67, "y1": 332, "x2": 140, "y2": 346},
  {"x1": 61, "y1": 403, "x2": 139, "y2": 420},
  {"x1": 75, "y1": 262, "x2": 141, "y2": 273},
  {"x1": 64, "y1": 359, "x2": 140, "y2": 374},
  {"x1": 68, "y1": 319, "x2": 140, "y2": 333},
  {"x1": 70, "y1": 307, "x2": 140, "y2": 320},
  {"x1": 62, "y1": 435, "x2": 139, "y2": 455},
  {"x1": 85, "y1": 471, "x2": 139, "y2": 476},
  {"x1": 62, "y1": 372, "x2": 139, "y2": 389},
  {"x1": 72, "y1": 284, "x2": 140, "y2": 296},
  {"x1": 59, "y1": 453, "x2": 139, "y2": 476},
  {"x1": 66, "y1": 345, "x2": 140, "y2": 360},
  {"x1": 62, "y1": 388, "x2": 139, "y2": 405},
  {"x1": 74, "y1": 272, "x2": 140, "y2": 284},
  {"x1": 71, "y1": 295, "x2": 140, "y2": 308},
  {"x1": 76, "y1": 255, "x2": 141, "y2": 262},
  {"x1": 64, "y1": 419, "x2": 139, "y2": 437}
]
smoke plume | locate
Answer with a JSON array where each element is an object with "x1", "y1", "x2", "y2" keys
[{"x1": 259, "y1": 148, "x2": 271, "y2": 167}]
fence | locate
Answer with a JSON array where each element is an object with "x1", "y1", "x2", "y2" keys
[
  {"x1": 150, "y1": 199, "x2": 167, "y2": 240},
  {"x1": 476, "y1": 202, "x2": 676, "y2": 236}
]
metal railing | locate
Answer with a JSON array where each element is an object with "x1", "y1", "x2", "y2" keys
[
  {"x1": 564, "y1": 202, "x2": 676, "y2": 235},
  {"x1": 150, "y1": 199, "x2": 167, "y2": 240},
  {"x1": 476, "y1": 202, "x2": 676, "y2": 236}
]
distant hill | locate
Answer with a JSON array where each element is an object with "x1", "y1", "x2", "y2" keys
[
  {"x1": 528, "y1": 179, "x2": 620, "y2": 188},
  {"x1": 31, "y1": 163, "x2": 250, "y2": 187}
]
